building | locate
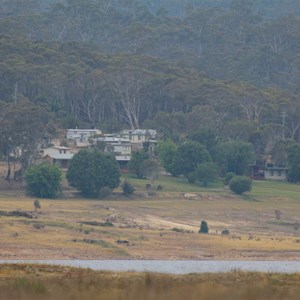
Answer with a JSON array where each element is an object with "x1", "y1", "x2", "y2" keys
[
  {"x1": 42, "y1": 146, "x2": 71, "y2": 157},
  {"x1": 264, "y1": 166, "x2": 288, "y2": 180},
  {"x1": 67, "y1": 128, "x2": 102, "y2": 145},
  {"x1": 44, "y1": 153, "x2": 74, "y2": 169},
  {"x1": 42, "y1": 146, "x2": 74, "y2": 169},
  {"x1": 119, "y1": 129, "x2": 156, "y2": 143},
  {"x1": 249, "y1": 164, "x2": 288, "y2": 181}
]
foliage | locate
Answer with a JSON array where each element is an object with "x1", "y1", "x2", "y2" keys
[
  {"x1": 121, "y1": 180, "x2": 135, "y2": 196},
  {"x1": 216, "y1": 141, "x2": 254, "y2": 176},
  {"x1": 33, "y1": 199, "x2": 41, "y2": 211},
  {"x1": 270, "y1": 139, "x2": 296, "y2": 167},
  {"x1": 66, "y1": 150, "x2": 120, "y2": 198},
  {"x1": 224, "y1": 172, "x2": 236, "y2": 185},
  {"x1": 229, "y1": 176, "x2": 252, "y2": 195},
  {"x1": 195, "y1": 162, "x2": 218, "y2": 187},
  {"x1": 158, "y1": 139, "x2": 177, "y2": 175},
  {"x1": 98, "y1": 187, "x2": 111, "y2": 199},
  {"x1": 25, "y1": 163, "x2": 62, "y2": 198},
  {"x1": 172, "y1": 141, "x2": 211, "y2": 182},
  {"x1": 199, "y1": 221, "x2": 209, "y2": 234},
  {"x1": 140, "y1": 159, "x2": 160, "y2": 185},
  {"x1": 0, "y1": 101, "x2": 55, "y2": 180},
  {"x1": 187, "y1": 128, "x2": 218, "y2": 159},
  {"x1": 128, "y1": 150, "x2": 149, "y2": 178},
  {"x1": 287, "y1": 143, "x2": 300, "y2": 183},
  {"x1": 1, "y1": 0, "x2": 300, "y2": 174}
]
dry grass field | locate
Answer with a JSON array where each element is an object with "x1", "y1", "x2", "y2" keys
[
  {"x1": 0, "y1": 172, "x2": 300, "y2": 260},
  {"x1": 0, "y1": 264, "x2": 300, "y2": 300}
]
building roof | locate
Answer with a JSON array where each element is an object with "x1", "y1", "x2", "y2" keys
[
  {"x1": 45, "y1": 153, "x2": 74, "y2": 160},
  {"x1": 115, "y1": 155, "x2": 131, "y2": 161}
]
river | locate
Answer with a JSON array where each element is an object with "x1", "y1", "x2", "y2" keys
[{"x1": 1, "y1": 260, "x2": 300, "y2": 274}]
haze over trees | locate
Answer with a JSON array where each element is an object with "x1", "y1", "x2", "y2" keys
[{"x1": 1, "y1": 0, "x2": 300, "y2": 176}]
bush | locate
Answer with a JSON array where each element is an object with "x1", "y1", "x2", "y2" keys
[
  {"x1": 221, "y1": 229, "x2": 230, "y2": 235},
  {"x1": 25, "y1": 163, "x2": 62, "y2": 198},
  {"x1": 67, "y1": 150, "x2": 120, "y2": 198},
  {"x1": 33, "y1": 199, "x2": 41, "y2": 211},
  {"x1": 199, "y1": 221, "x2": 209, "y2": 234},
  {"x1": 157, "y1": 184, "x2": 163, "y2": 191},
  {"x1": 98, "y1": 186, "x2": 111, "y2": 199},
  {"x1": 224, "y1": 172, "x2": 236, "y2": 185},
  {"x1": 229, "y1": 176, "x2": 252, "y2": 195},
  {"x1": 196, "y1": 162, "x2": 218, "y2": 186},
  {"x1": 121, "y1": 180, "x2": 135, "y2": 196},
  {"x1": 186, "y1": 172, "x2": 196, "y2": 184}
]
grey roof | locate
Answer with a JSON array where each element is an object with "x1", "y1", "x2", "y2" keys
[
  {"x1": 46, "y1": 153, "x2": 74, "y2": 160},
  {"x1": 115, "y1": 155, "x2": 131, "y2": 161}
]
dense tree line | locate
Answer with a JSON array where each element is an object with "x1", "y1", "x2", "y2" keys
[
  {"x1": 1, "y1": 0, "x2": 300, "y2": 171},
  {"x1": 1, "y1": 0, "x2": 300, "y2": 90}
]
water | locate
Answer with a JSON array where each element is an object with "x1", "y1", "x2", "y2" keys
[{"x1": 1, "y1": 260, "x2": 300, "y2": 274}]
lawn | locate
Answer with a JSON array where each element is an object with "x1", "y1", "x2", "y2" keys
[{"x1": 121, "y1": 173, "x2": 224, "y2": 193}]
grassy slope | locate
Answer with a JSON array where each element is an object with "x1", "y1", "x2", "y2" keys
[{"x1": 0, "y1": 176, "x2": 300, "y2": 260}]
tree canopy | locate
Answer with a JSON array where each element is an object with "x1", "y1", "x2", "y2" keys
[
  {"x1": 172, "y1": 141, "x2": 211, "y2": 182},
  {"x1": 1, "y1": 0, "x2": 300, "y2": 174},
  {"x1": 25, "y1": 163, "x2": 62, "y2": 198},
  {"x1": 66, "y1": 150, "x2": 120, "y2": 198}
]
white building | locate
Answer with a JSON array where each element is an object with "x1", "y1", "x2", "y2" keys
[
  {"x1": 67, "y1": 128, "x2": 102, "y2": 144},
  {"x1": 118, "y1": 129, "x2": 157, "y2": 144}
]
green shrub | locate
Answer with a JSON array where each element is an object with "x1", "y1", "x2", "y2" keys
[
  {"x1": 98, "y1": 186, "x2": 111, "y2": 199},
  {"x1": 199, "y1": 221, "x2": 209, "y2": 234},
  {"x1": 229, "y1": 176, "x2": 252, "y2": 195},
  {"x1": 25, "y1": 164, "x2": 62, "y2": 198},
  {"x1": 67, "y1": 150, "x2": 120, "y2": 198},
  {"x1": 224, "y1": 172, "x2": 236, "y2": 185},
  {"x1": 121, "y1": 180, "x2": 135, "y2": 196}
]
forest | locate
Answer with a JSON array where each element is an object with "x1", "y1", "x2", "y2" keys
[{"x1": 1, "y1": 0, "x2": 300, "y2": 167}]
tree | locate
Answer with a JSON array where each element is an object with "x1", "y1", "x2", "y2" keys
[
  {"x1": 172, "y1": 141, "x2": 211, "y2": 182},
  {"x1": 24, "y1": 163, "x2": 62, "y2": 198},
  {"x1": 0, "y1": 101, "x2": 55, "y2": 180},
  {"x1": 216, "y1": 141, "x2": 254, "y2": 176},
  {"x1": 110, "y1": 70, "x2": 147, "y2": 130},
  {"x1": 128, "y1": 150, "x2": 149, "y2": 178},
  {"x1": 187, "y1": 127, "x2": 218, "y2": 159},
  {"x1": 140, "y1": 159, "x2": 160, "y2": 186},
  {"x1": 229, "y1": 176, "x2": 252, "y2": 195},
  {"x1": 66, "y1": 150, "x2": 120, "y2": 198},
  {"x1": 158, "y1": 139, "x2": 177, "y2": 175},
  {"x1": 196, "y1": 162, "x2": 218, "y2": 186},
  {"x1": 287, "y1": 143, "x2": 300, "y2": 183},
  {"x1": 270, "y1": 139, "x2": 296, "y2": 167}
]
